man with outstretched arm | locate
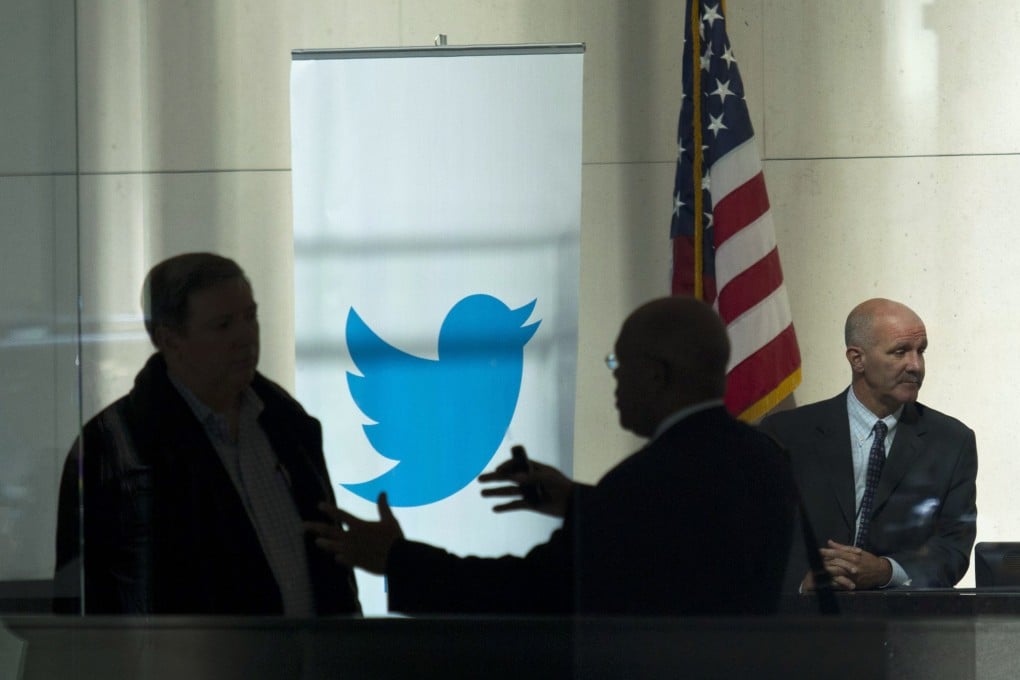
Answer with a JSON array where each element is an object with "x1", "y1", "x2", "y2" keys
[{"x1": 308, "y1": 296, "x2": 798, "y2": 616}]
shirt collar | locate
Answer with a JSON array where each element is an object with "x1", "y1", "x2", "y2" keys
[
  {"x1": 651, "y1": 398, "x2": 725, "y2": 440},
  {"x1": 169, "y1": 373, "x2": 263, "y2": 434},
  {"x1": 846, "y1": 386, "x2": 902, "y2": 435}
]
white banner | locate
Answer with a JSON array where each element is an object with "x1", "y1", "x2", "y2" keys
[{"x1": 290, "y1": 45, "x2": 583, "y2": 614}]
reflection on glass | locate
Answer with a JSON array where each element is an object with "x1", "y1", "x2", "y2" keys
[{"x1": 0, "y1": 0, "x2": 79, "y2": 613}]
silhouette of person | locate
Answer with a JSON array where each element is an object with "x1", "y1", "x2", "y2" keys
[
  {"x1": 307, "y1": 296, "x2": 797, "y2": 615},
  {"x1": 55, "y1": 252, "x2": 361, "y2": 615}
]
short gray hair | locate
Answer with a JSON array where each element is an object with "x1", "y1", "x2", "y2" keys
[{"x1": 844, "y1": 308, "x2": 874, "y2": 348}]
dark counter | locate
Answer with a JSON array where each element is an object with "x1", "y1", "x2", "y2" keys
[{"x1": 2, "y1": 609, "x2": 1019, "y2": 679}]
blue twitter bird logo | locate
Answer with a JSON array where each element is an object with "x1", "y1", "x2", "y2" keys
[{"x1": 343, "y1": 294, "x2": 540, "y2": 507}]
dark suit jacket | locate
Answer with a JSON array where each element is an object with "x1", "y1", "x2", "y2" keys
[
  {"x1": 760, "y1": 391, "x2": 977, "y2": 590},
  {"x1": 386, "y1": 406, "x2": 798, "y2": 616},
  {"x1": 55, "y1": 353, "x2": 361, "y2": 615}
]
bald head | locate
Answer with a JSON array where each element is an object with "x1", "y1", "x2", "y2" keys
[
  {"x1": 845, "y1": 298, "x2": 924, "y2": 350},
  {"x1": 844, "y1": 298, "x2": 927, "y2": 417},
  {"x1": 612, "y1": 297, "x2": 730, "y2": 436},
  {"x1": 624, "y1": 296, "x2": 730, "y2": 394}
]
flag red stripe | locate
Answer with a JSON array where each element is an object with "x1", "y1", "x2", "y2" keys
[
  {"x1": 713, "y1": 172, "x2": 770, "y2": 247},
  {"x1": 670, "y1": 1, "x2": 801, "y2": 421},
  {"x1": 717, "y1": 247, "x2": 784, "y2": 323},
  {"x1": 724, "y1": 324, "x2": 801, "y2": 416}
]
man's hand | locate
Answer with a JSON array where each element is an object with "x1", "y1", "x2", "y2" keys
[
  {"x1": 478, "y1": 455, "x2": 574, "y2": 518},
  {"x1": 802, "y1": 539, "x2": 893, "y2": 591},
  {"x1": 305, "y1": 492, "x2": 403, "y2": 575}
]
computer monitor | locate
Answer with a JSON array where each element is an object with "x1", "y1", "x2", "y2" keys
[{"x1": 974, "y1": 542, "x2": 1020, "y2": 588}]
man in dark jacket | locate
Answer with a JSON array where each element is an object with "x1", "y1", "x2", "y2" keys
[
  {"x1": 308, "y1": 296, "x2": 797, "y2": 616},
  {"x1": 761, "y1": 298, "x2": 977, "y2": 593},
  {"x1": 55, "y1": 252, "x2": 360, "y2": 616}
]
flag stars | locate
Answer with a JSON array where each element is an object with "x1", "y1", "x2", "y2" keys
[
  {"x1": 707, "y1": 112, "x2": 727, "y2": 137},
  {"x1": 721, "y1": 45, "x2": 737, "y2": 68},
  {"x1": 701, "y1": 173, "x2": 711, "y2": 192},
  {"x1": 702, "y1": 4, "x2": 724, "y2": 29},
  {"x1": 673, "y1": 192, "x2": 684, "y2": 217},
  {"x1": 700, "y1": 45, "x2": 713, "y2": 71},
  {"x1": 710, "y1": 79, "x2": 735, "y2": 102}
]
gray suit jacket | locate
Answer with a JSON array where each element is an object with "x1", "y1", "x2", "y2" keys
[{"x1": 760, "y1": 390, "x2": 977, "y2": 590}]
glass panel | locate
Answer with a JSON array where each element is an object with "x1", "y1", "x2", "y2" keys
[{"x1": 0, "y1": 0, "x2": 80, "y2": 613}]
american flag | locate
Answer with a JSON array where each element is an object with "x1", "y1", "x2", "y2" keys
[{"x1": 670, "y1": 0, "x2": 801, "y2": 421}]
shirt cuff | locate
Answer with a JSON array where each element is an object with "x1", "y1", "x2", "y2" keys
[{"x1": 880, "y1": 557, "x2": 911, "y2": 588}]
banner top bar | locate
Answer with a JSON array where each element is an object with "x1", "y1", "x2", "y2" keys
[{"x1": 292, "y1": 43, "x2": 585, "y2": 60}]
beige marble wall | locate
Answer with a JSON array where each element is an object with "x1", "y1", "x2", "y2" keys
[{"x1": 756, "y1": 1, "x2": 1020, "y2": 586}]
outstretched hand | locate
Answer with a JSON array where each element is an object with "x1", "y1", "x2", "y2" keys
[
  {"x1": 305, "y1": 492, "x2": 403, "y2": 575},
  {"x1": 478, "y1": 456, "x2": 575, "y2": 518}
]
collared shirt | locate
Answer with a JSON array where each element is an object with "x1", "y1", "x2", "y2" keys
[
  {"x1": 845, "y1": 387, "x2": 910, "y2": 587},
  {"x1": 171, "y1": 376, "x2": 315, "y2": 616},
  {"x1": 652, "y1": 399, "x2": 726, "y2": 441}
]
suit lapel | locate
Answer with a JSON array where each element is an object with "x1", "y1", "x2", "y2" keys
[{"x1": 813, "y1": 395, "x2": 857, "y2": 533}]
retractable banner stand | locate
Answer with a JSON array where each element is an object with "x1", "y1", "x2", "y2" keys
[{"x1": 290, "y1": 44, "x2": 584, "y2": 614}]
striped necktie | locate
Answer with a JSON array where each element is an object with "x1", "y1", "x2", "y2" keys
[{"x1": 855, "y1": 420, "x2": 888, "y2": 550}]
